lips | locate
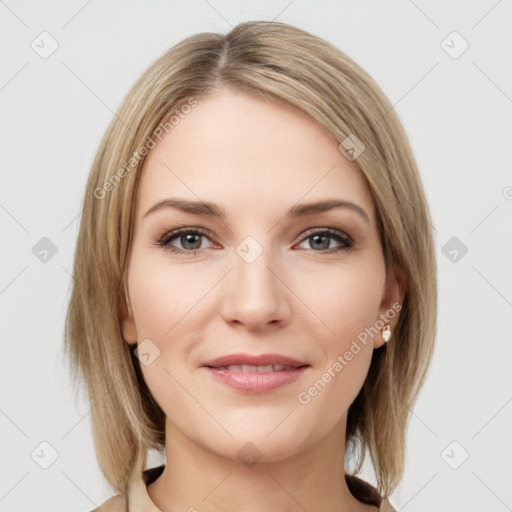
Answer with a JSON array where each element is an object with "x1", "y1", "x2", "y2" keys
[
  {"x1": 201, "y1": 353, "x2": 309, "y2": 369},
  {"x1": 213, "y1": 364, "x2": 296, "y2": 372},
  {"x1": 200, "y1": 353, "x2": 310, "y2": 393}
]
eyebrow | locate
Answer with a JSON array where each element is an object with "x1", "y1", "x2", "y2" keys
[{"x1": 144, "y1": 198, "x2": 370, "y2": 224}]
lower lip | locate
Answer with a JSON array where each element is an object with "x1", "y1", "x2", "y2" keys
[{"x1": 203, "y1": 366, "x2": 309, "y2": 393}]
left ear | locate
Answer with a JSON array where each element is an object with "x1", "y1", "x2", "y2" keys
[{"x1": 374, "y1": 264, "x2": 407, "y2": 348}]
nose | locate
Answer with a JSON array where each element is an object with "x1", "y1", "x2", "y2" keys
[{"x1": 219, "y1": 242, "x2": 293, "y2": 332}]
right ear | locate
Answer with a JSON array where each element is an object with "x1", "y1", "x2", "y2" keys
[{"x1": 120, "y1": 290, "x2": 138, "y2": 345}]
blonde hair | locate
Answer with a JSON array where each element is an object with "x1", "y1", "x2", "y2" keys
[{"x1": 63, "y1": 20, "x2": 437, "y2": 497}]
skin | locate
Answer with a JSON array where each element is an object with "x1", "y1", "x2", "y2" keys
[{"x1": 121, "y1": 88, "x2": 405, "y2": 512}]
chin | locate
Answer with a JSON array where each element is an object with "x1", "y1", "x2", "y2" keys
[{"x1": 193, "y1": 422, "x2": 316, "y2": 467}]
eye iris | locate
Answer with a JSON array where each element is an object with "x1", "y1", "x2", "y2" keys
[
  {"x1": 310, "y1": 234, "x2": 329, "y2": 250},
  {"x1": 181, "y1": 233, "x2": 201, "y2": 250}
]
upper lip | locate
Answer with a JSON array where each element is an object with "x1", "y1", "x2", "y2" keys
[{"x1": 201, "y1": 353, "x2": 309, "y2": 368}]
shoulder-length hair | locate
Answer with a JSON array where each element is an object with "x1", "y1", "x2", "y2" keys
[{"x1": 63, "y1": 20, "x2": 437, "y2": 497}]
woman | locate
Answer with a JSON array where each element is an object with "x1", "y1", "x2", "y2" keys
[{"x1": 64, "y1": 20, "x2": 437, "y2": 512}]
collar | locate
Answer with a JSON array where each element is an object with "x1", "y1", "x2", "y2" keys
[{"x1": 127, "y1": 464, "x2": 395, "y2": 511}]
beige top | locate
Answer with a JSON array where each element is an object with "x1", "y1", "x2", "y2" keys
[{"x1": 92, "y1": 464, "x2": 397, "y2": 512}]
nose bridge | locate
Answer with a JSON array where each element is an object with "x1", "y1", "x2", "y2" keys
[{"x1": 221, "y1": 234, "x2": 291, "y2": 328}]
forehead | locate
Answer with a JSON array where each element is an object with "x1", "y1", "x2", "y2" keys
[{"x1": 135, "y1": 89, "x2": 375, "y2": 222}]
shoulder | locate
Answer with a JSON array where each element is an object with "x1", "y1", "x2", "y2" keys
[{"x1": 89, "y1": 492, "x2": 127, "y2": 512}]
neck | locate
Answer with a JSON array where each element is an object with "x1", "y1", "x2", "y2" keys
[{"x1": 146, "y1": 417, "x2": 376, "y2": 512}]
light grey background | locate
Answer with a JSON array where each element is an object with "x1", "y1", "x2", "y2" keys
[{"x1": 1, "y1": 1, "x2": 511, "y2": 511}]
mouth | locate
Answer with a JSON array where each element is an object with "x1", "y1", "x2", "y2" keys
[
  {"x1": 207, "y1": 363, "x2": 307, "y2": 372},
  {"x1": 201, "y1": 352, "x2": 309, "y2": 369},
  {"x1": 200, "y1": 353, "x2": 311, "y2": 393}
]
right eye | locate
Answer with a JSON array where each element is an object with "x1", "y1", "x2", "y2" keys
[{"x1": 156, "y1": 228, "x2": 217, "y2": 255}]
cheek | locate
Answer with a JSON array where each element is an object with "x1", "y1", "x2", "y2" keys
[
  {"x1": 294, "y1": 258, "x2": 385, "y2": 347},
  {"x1": 127, "y1": 259, "x2": 196, "y2": 420},
  {"x1": 128, "y1": 253, "x2": 209, "y2": 340},
  {"x1": 126, "y1": 254, "x2": 213, "y2": 401}
]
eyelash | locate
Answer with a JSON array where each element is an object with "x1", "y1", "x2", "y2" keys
[{"x1": 155, "y1": 227, "x2": 354, "y2": 256}]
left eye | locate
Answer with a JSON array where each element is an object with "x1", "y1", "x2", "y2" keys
[{"x1": 296, "y1": 229, "x2": 353, "y2": 253}]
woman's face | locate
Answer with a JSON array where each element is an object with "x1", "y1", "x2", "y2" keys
[{"x1": 121, "y1": 88, "x2": 402, "y2": 462}]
